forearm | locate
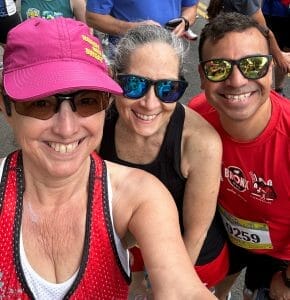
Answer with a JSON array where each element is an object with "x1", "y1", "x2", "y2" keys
[
  {"x1": 282, "y1": 266, "x2": 290, "y2": 287},
  {"x1": 86, "y1": 12, "x2": 136, "y2": 36},
  {"x1": 150, "y1": 260, "x2": 216, "y2": 299},
  {"x1": 269, "y1": 264, "x2": 290, "y2": 299},
  {"x1": 181, "y1": 4, "x2": 198, "y2": 26},
  {"x1": 71, "y1": 0, "x2": 86, "y2": 22},
  {"x1": 183, "y1": 229, "x2": 209, "y2": 264},
  {"x1": 250, "y1": 9, "x2": 290, "y2": 72},
  {"x1": 268, "y1": 30, "x2": 284, "y2": 61}
]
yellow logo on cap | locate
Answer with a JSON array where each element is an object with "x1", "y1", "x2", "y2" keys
[{"x1": 82, "y1": 35, "x2": 104, "y2": 62}]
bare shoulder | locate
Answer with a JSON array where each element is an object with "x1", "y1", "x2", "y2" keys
[
  {"x1": 105, "y1": 160, "x2": 176, "y2": 240},
  {"x1": 105, "y1": 160, "x2": 172, "y2": 202},
  {"x1": 180, "y1": 105, "x2": 222, "y2": 177},
  {"x1": 183, "y1": 105, "x2": 221, "y2": 148}
]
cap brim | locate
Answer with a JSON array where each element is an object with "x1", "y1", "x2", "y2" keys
[{"x1": 4, "y1": 60, "x2": 122, "y2": 101}]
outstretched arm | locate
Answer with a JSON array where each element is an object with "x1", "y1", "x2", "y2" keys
[{"x1": 109, "y1": 164, "x2": 216, "y2": 299}]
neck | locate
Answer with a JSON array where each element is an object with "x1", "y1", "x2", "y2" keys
[
  {"x1": 22, "y1": 158, "x2": 90, "y2": 207},
  {"x1": 220, "y1": 99, "x2": 272, "y2": 141}
]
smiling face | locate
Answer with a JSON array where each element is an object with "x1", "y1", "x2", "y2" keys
[
  {"x1": 199, "y1": 28, "x2": 273, "y2": 128},
  {"x1": 0, "y1": 93, "x2": 105, "y2": 179},
  {"x1": 115, "y1": 42, "x2": 180, "y2": 137}
]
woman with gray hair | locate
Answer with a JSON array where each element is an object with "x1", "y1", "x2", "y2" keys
[{"x1": 100, "y1": 24, "x2": 228, "y2": 297}]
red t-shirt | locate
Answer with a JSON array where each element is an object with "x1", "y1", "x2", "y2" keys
[{"x1": 188, "y1": 91, "x2": 290, "y2": 260}]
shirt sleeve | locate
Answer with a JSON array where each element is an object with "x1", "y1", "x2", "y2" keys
[
  {"x1": 86, "y1": 0, "x2": 113, "y2": 14},
  {"x1": 245, "y1": 0, "x2": 260, "y2": 16},
  {"x1": 181, "y1": 0, "x2": 199, "y2": 7}
]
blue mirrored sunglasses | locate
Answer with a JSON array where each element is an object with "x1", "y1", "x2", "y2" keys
[{"x1": 116, "y1": 74, "x2": 188, "y2": 103}]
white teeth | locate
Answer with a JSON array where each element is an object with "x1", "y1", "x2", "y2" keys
[
  {"x1": 48, "y1": 141, "x2": 79, "y2": 153},
  {"x1": 225, "y1": 93, "x2": 251, "y2": 102},
  {"x1": 135, "y1": 112, "x2": 158, "y2": 121}
]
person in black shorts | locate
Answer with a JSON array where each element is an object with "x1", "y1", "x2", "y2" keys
[
  {"x1": 263, "y1": 0, "x2": 290, "y2": 95},
  {"x1": 100, "y1": 24, "x2": 227, "y2": 298}
]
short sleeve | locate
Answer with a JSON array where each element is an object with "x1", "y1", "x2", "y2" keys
[
  {"x1": 181, "y1": 0, "x2": 199, "y2": 7},
  {"x1": 245, "y1": 0, "x2": 260, "y2": 16},
  {"x1": 86, "y1": 0, "x2": 114, "y2": 14}
]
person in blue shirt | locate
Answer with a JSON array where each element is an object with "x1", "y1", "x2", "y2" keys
[{"x1": 86, "y1": 0, "x2": 198, "y2": 57}]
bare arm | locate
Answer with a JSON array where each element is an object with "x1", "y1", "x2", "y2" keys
[
  {"x1": 251, "y1": 8, "x2": 290, "y2": 73},
  {"x1": 109, "y1": 163, "x2": 216, "y2": 299},
  {"x1": 85, "y1": 11, "x2": 160, "y2": 36},
  {"x1": 182, "y1": 107, "x2": 222, "y2": 263},
  {"x1": 71, "y1": 0, "x2": 86, "y2": 22},
  {"x1": 269, "y1": 267, "x2": 290, "y2": 299}
]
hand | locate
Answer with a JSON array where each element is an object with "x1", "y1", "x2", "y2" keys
[
  {"x1": 172, "y1": 19, "x2": 187, "y2": 37},
  {"x1": 274, "y1": 52, "x2": 290, "y2": 74},
  {"x1": 282, "y1": 52, "x2": 290, "y2": 71},
  {"x1": 138, "y1": 20, "x2": 161, "y2": 27},
  {"x1": 269, "y1": 271, "x2": 290, "y2": 300}
]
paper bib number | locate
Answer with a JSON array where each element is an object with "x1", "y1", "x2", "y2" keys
[{"x1": 219, "y1": 206, "x2": 273, "y2": 249}]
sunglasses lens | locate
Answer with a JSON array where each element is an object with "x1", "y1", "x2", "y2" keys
[
  {"x1": 14, "y1": 97, "x2": 56, "y2": 120},
  {"x1": 156, "y1": 80, "x2": 188, "y2": 102},
  {"x1": 118, "y1": 75, "x2": 187, "y2": 103},
  {"x1": 13, "y1": 91, "x2": 109, "y2": 120},
  {"x1": 239, "y1": 56, "x2": 270, "y2": 79},
  {"x1": 202, "y1": 55, "x2": 271, "y2": 82},
  {"x1": 118, "y1": 75, "x2": 148, "y2": 99},
  {"x1": 74, "y1": 91, "x2": 109, "y2": 117},
  {"x1": 203, "y1": 59, "x2": 232, "y2": 82}
]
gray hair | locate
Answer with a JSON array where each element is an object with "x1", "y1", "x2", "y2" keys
[{"x1": 112, "y1": 25, "x2": 188, "y2": 76}]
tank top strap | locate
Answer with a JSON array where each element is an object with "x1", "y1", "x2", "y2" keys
[
  {"x1": 100, "y1": 102, "x2": 119, "y2": 160},
  {"x1": 160, "y1": 102, "x2": 185, "y2": 177}
]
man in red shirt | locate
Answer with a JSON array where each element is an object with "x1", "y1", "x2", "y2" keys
[{"x1": 188, "y1": 12, "x2": 290, "y2": 300}]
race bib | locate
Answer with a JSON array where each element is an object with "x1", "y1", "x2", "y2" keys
[{"x1": 219, "y1": 205, "x2": 273, "y2": 250}]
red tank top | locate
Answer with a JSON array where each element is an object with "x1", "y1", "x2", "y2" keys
[{"x1": 0, "y1": 151, "x2": 130, "y2": 299}]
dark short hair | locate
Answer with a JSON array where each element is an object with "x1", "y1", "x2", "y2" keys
[{"x1": 198, "y1": 12, "x2": 270, "y2": 61}]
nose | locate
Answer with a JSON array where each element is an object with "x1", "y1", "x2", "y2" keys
[
  {"x1": 52, "y1": 101, "x2": 79, "y2": 137},
  {"x1": 225, "y1": 65, "x2": 248, "y2": 87},
  {"x1": 139, "y1": 85, "x2": 160, "y2": 109}
]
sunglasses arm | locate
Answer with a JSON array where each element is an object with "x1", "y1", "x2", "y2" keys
[{"x1": 2, "y1": 95, "x2": 12, "y2": 117}]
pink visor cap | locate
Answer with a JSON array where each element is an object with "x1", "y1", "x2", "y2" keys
[{"x1": 3, "y1": 17, "x2": 122, "y2": 101}]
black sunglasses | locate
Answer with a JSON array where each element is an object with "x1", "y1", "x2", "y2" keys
[
  {"x1": 4, "y1": 90, "x2": 109, "y2": 120},
  {"x1": 200, "y1": 55, "x2": 272, "y2": 82},
  {"x1": 116, "y1": 74, "x2": 188, "y2": 103}
]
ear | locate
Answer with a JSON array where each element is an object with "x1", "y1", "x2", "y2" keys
[{"x1": 198, "y1": 64, "x2": 206, "y2": 90}]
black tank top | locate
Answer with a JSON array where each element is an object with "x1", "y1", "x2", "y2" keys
[
  {"x1": 100, "y1": 102, "x2": 186, "y2": 230},
  {"x1": 100, "y1": 102, "x2": 226, "y2": 264}
]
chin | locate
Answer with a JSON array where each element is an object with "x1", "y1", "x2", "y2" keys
[
  {"x1": 43, "y1": 156, "x2": 89, "y2": 179},
  {"x1": 48, "y1": 164, "x2": 84, "y2": 179}
]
